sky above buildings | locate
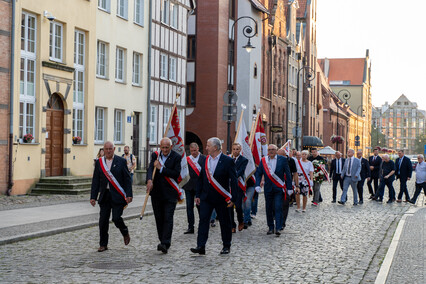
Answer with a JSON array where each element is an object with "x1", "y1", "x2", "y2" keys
[{"x1": 317, "y1": 0, "x2": 426, "y2": 110}]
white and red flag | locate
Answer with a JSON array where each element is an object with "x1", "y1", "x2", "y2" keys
[
  {"x1": 280, "y1": 140, "x2": 292, "y2": 156},
  {"x1": 165, "y1": 106, "x2": 189, "y2": 188},
  {"x1": 251, "y1": 113, "x2": 268, "y2": 166},
  {"x1": 235, "y1": 115, "x2": 256, "y2": 181}
]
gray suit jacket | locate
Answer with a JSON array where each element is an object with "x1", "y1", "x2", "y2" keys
[{"x1": 341, "y1": 157, "x2": 361, "y2": 182}]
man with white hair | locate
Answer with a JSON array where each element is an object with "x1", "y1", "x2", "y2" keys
[
  {"x1": 191, "y1": 137, "x2": 238, "y2": 255},
  {"x1": 147, "y1": 137, "x2": 182, "y2": 254},
  {"x1": 373, "y1": 154, "x2": 396, "y2": 203},
  {"x1": 409, "y1": 154, "x2": 426, "y2": 204},
  {"x1": 338, "y1": 149, "x2": 361, "y2": 205}
]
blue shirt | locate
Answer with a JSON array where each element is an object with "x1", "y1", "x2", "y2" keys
[{"x1": 416, "y1": 161, "x2": 426, "y2": 184}]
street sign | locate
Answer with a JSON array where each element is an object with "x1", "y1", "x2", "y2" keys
[
  {"x1": 355, "y1": 141, "x2": 360, "y2": 146},
  {"x1": 424, "y1": 144, "x2": 426, "y2": 156},
  {"x1": 223, "y1": 90, "x2": 238, "y2": 105},
  {"x1": 222, "y1": 105, "x2": 237, "y2": 122},
  {"x1": 355, "y1": 135, "x2": 360, "y2": 141}
]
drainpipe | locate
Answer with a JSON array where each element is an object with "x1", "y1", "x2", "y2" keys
[
  {"x1": 145, "y1": 0, "x2": 153, "y2": 168},
  {"x1": 7, "y1": 0, "x2": 16, "y2": 195}
]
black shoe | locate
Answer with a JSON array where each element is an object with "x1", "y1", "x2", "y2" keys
[
  {"x1": 220, "y1": 247, "x2": 230, "y2": 254},
  {"x1": 331, "y1": 200, "x2": 336, "y2": 203},
  {"x1": 190, "y1": 246, "x2": 206, "y2": 255},
  {"x1": 337, "y1": 201, "x2": 345, "y2": 205},
  {"x1": 375, "y1": 199, "x2": 383, "y2": 202},
  {"x1": 210, "y1": 221, "x2": 216, "y2": 227},
  {"x1": 353, "y1": 203, "x2": 358, "y2": 206},
  {"x1": 275, "y1": 231, "x2": 281, "y2": 236},
  {"x1": 408, "y1": 199, "x2": 415, "y2": 204},
  {"x1": 184, "y1": 229, "x2": 194, "y2": 234},
  {"x1": 247, "y1": 221, "x2": 252, "y2": 226},
  {"x1": 157, "y1": 244, "x2": 168, "y2": 254},
  {"x1": 243, "y1": 224, "x2": 248, "y2": 229},
  {"x1": 386, "y1": 199, "x2": 394, "y2": 204},
  {"x1": 267, "y1": 230, "x2": 274, "y2": 235},
  {"x1": 369, "y1": 195, "x2": 374, "y2": 200},
  {"x1": 359, "y1": 200, "x2": 363, "y2": 204}
]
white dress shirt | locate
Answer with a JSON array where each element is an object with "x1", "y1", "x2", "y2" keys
[
  {"x1": 346, "y1": 156, "x2": 354, "y2": 177},
  {"x1": 416, "y1": 161, "x2": 426, "y2": 184},
  {"x1": 159, "y1": 152, "x2": 170, "y2": 173},
  {"x1": 208, "y1": 152, "x2": 222, "y2": 174},
  {"x1": 267, "y1": 155, "x2": 278, "y2": 172},
  {"x1": 190, "y1": 153, "x2": 200, "y2": 164},
  {"x1": 336, "y1": 158, "x2": 342, "y2": 174}
]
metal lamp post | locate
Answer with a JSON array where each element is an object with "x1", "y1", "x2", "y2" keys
[
  {"x1": 225, "y1": 16, "x2": 258, "y2": 154},
  {"x1": 356, "y1": 105, "x2": 366, "y2": 151},
  {"x1": 335, "y1": 89, "x2": 351, "y2": 151},
  {"x1": 295, "y1": 65, "x2": 315, "y2": 150}
]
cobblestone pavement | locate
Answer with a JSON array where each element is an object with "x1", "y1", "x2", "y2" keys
[
  {"x1": 385, "y1": 207, "x2": 426, "y2": 284},
  {"x1": 0, "y1": 181, "x2": 419, "y2": 283},
  {"x1": 0, "y1": 186, "x2": 146, "y2": 211}
]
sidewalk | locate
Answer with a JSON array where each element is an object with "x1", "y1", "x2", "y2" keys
[
  {"x1": 0, "y1": 194, "x2": 185, "y2": 245},
  {"x1": 376, "y1": 193, "x2": 426, "y2": 284}
]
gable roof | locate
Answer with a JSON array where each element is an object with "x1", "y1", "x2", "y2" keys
[{"x1": 322, "y1": 58, "x2": 366, "y2": 85}]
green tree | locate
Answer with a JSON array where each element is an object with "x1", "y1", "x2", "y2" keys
[
  {"x1": 414, "y1": 134, "x2": 426, "y2": 154},
  {"x1": 370, "y1": 125, "x2": 387, "y2": 148}
]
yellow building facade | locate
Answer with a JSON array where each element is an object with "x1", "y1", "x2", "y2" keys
[{"x1": 11, "y1": 0, "x2": 96, "y2": 194}]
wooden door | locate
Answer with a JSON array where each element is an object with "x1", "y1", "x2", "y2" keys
[
  {"x1": 45, "y1": 94, "x2": 64, "y2": 176},
  {"x1": 132, "y1": 112, "x2": 140, "y2": 165}
]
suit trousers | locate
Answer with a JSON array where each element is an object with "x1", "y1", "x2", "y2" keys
[
  {"x1": 332, "y1": 175, "x2": 343, "y2": 201},
  {"x1": 367, "y1": 177, "x2": 379, "y2": 196},
  {"x1": 99, "y1": 202, "x2": 128, "y2": 247},
  {"x1": 411, "y1": 182, "x2": 426, "y2": 203},
  {"x1": 357, "y1": 179, "x2": 366, "y2": 201},
  {"x1": 151, "y1": 197, "x2": 177, "y2": 248},
  {"x1": 197, "y1": 199, "x2": 232, "y2": 248},
  {"x1": 377, "y1": 178, "x2": 396, "y2": 201},
  {"x1": 264, "y1": 188, "x2": 284, "y2": 231},
  {"x1": 313, "y1": 182, "x2": 321, "y2": 203},
  {"x1": 282, "y1": 195, "x2": 290, "y2": 228},
  {"x1": 397, "y1": 178, "x2": 411, "y2": 201},
  {"x1": 184, "y1": 189, "x2": 200, "y2": 230},
  {"x1": 341, "y1": 176, "x2": 358, "y2": 204}
]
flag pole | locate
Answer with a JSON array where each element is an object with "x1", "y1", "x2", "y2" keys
[
  {"x1": 249, "y1": 111, "x2": 260, "y2": 149},
  {"x1": 140, "y1": 91, "x2": 181, "y2": 220},
  {"x1": 233, "y1": 106, "x2": 245, "y2": 144}
]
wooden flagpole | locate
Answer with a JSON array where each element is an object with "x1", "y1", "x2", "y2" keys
[
  {"x1": 140, "y1": 92, "x2": 181, "y2": 220},
  {"x1": 249, "y1": 111, "x2": 260, "y2": 149},
  {"x1": 233, "y1": 108, "x2": 245, "y2": 144}
]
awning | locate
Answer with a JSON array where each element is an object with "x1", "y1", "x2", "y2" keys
[
  {"x1": 302, "y1": 136, "x2": 324, "y2": 148},
  {"x1": 319, "y1": 146, "x2": 336, "y2": 155},
  {"x1": 250, "y1": 0, "x2": 270, "y2": 14}
]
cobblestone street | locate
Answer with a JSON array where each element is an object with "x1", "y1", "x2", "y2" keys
[{"x1": 0, "y1": 181, "x2": 420, "y2": 283}]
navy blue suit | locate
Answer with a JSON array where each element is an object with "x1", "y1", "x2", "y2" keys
[
  {"x1": 255, "y1": 155, "x2": 292, "y2": 232},
  {"x1": 329, "y1": 158, "x2": 345, "y2": 201},
  {"x1": 230, "y1": 155, "x2": 248, "y2": 229},
  {"x1": 395, "y1": 156, "x2": 413, "y2": 201},
  {"x1": 367, "y1": 155, "x2": 382, "y2": 196},
  {"x1": 195, "y1": 153, "x2": 238, "y2": 248},
  {"x1": 357, "y1": 157, "x2": 371, "y2": 202}
]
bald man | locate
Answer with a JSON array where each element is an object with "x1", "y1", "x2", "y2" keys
[{"x1": 90, "y1": 141, "x2": 133, "y2": 252}]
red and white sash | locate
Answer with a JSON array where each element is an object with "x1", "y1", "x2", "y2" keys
[
  {"x1": 320, "y1": 164, "x2": 330, "y2": 182},
  {"x1": 297, "y1": 159, "x2": 311, "y2": 188},
  {"x1": 186, "y1": 156, "x2": 201, "y2": 176},
  {"x1": 99, "y1": 157, "x2": 127, "y2": 201},
  {"x1": 238, "y1": 177, "x2": 248, "y2": 202},
  {"x1": 261, "y1": 157, "x2": 287, "y2": 199},
  {"x1": 205, "y1": 155, "x2": 232, "y2": 202},
  {"x1": 155, "y1": 151, "x2": 185, "y2": 201}
]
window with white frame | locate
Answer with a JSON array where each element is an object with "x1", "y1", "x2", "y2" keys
[
  {"x1": 96, "y1": 41, "x2": 108, "y2": 78},
  {"x1": 163, "y1": 107, "x2": 170, "y2": 133},
  {"x1": 117, "y1": 0, "x2": 128, "y2": 19},
  {"x1": 95, "y1": 107, "x2": 105, "y2": 143},
  {"x1": 134, "y1": 0, "x2": 144, "y2": 25},
  {"x1": 169, "y1": 56, "x2": 176, "y2": 82},
  {"x1": 19, "y1": 12, "x2": 36, "y2": 140},
  {"x1": 160, "y1": 53, "x2": 168, "y2": 79},
  {"x1": 73, "y1": 30, "x2": 85, "y2": 141},
  {"x1": 170, "y1": 3, "x2": 178, "y2": 29},
  {"x1": 161, "y1": 0, "x2": 169, "y2": 24},
  {"x1": 132, "y1": 52, "x2": 142, "y2": 86},
  {"x1": 115, "y1": 47, "x2": 125, "y2": 82},
  {"x1": 149, "y1": 105, "x2": 157, "y2": 143},
  {"x1": 114, "y1": 109, "x2": 124, "y2": 143},
  {"x1": 98, "y1": 0, "x2": 111, "y2": 12},
  {"x1": 49, "y1": 22, "x2": 63, "y2": 62}
]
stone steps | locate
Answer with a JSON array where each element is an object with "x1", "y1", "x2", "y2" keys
[{"x1": 31, "y1": 176, "x2": 92, "y2": 195}]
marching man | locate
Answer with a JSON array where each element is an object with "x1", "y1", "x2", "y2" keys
[{"x1": 90, "y1": 141, "x2": 133, "y2": 252}]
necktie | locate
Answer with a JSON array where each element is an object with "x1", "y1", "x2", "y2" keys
[
  {"x1": 347, "y1": 158, "x2": 352, "y2": 176},
  {"x1": 398, "y1": 158, "x2": 403, "y2": 174},
  {"x1": 337, "y1": 159, "x2": 340, "y2": 174},
  {"x1": 373, "y1": 156, "x2": 376, "y2": 162}
]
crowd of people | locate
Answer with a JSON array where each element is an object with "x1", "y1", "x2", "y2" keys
[{"x1": 89, "y1": 138, "x2": 426, "y2": 255}]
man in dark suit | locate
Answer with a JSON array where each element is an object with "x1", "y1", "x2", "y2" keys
[
  {"x1": 255, "y1": 144, "x2": 293, "y2": 236},
  {"x1": 229, "y1": 143, "x2": 248, "y2": 232},
  {"x1": 374, "y1": 154, "x2": 396, "y2": 203},
  {"x1": 356, "y1": 149, "x2": 371, "y2": 204},
  {"x1": 190, "y1": 137, "x2": 238, "y2": 255},
  {"x1": 182, "y1": 142, "x2": 206, "y2": 234},
  {"x1": 146, "y1": 137, "x2": 182, "y2": 254},
  {"x1": 367, "y1": 148, "x2": 382, "y2": 199},
  {"x1": 329, "y1": 151, "x2": 345, "y2": 203},
  {"x1": 90, "y1": 141, "x2": 133, "y2": 252},
  {"x1": 395, "y1": 149, "x2": 413, "y2": 202}
]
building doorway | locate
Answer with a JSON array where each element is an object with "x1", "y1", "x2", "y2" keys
[
  {"x1": 132, "y1": 112, "x2": 140, "y2": 168},
  {"x1": 45, "y1": 93, "x2": 64, "y2": 176}
]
